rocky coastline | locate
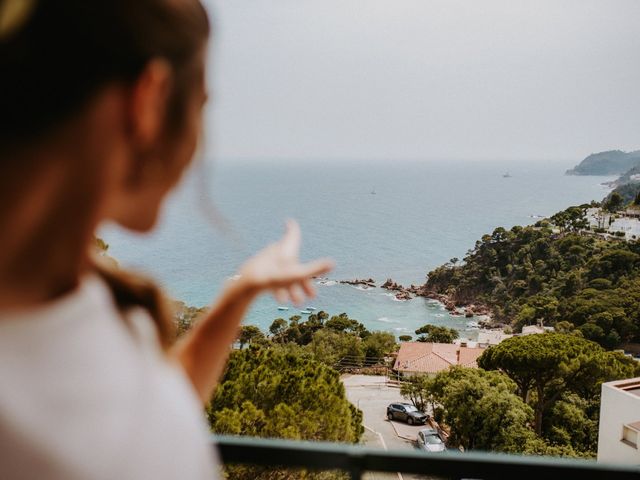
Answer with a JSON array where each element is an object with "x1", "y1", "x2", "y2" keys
[
  {"x1": 333, "y1": 276, "x2": 494, "y2": 323},
  {"x1": 338, "y1": 278, "x2": 376, "y2": 289}
]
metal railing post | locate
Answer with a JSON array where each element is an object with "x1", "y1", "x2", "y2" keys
[
  {"x1": 348, "y1": 466, "x2": 362, "y2": 480},
  {"x1": 214, "y1": 435, "x2": 640, "y2": 480},
  {"x1": 349, "y1": 449, "x2": 365, "y2": 480}
]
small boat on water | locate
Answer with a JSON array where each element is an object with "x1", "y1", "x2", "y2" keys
[
  {"x1": 300, "y1": 309, "x2": 313, "y2": 315},
  {"x1": 306, "y1": 307, "x2": 316, "y2": 311},
  {"x1": 503, "y1": 172, "x2": 512, "y2": 178},
  {"x1": 370, "y1": 186, "x2": 376, "y2": 195},
  {"x1": 277, "y1": 306, "x2": 289, "y2": 311}
]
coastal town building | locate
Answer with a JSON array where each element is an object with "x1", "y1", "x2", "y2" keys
[
  {"x1": 597, "y1": 377, "x2": 640, "y2": 465},
  {"x1": 521, "y1": 325, "x2": 555, "y2": 335},
  {"x1": 453, "y1": 339, "x2": 478, "y2": 348},
  {"x1": 609, "y1": 216, "x2": 640, "y2": 240},
  {"x1": 624, "y1": 207, "x2": 640, "y2": 218},
  {"x1": 393, "y1": 342, "x2": 486, "y2": 378},
  {"x1": 476, "y1": 329, "x2": 513, "y2": 346},
  {"x1": 585, "y1": 207, "x2": 640, "y2": 240}
]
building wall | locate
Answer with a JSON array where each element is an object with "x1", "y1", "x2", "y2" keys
[
  {"x1": 585, "y1": 207, "x2": 640, "y2": 240},
  {"x1": 476, "y1": 331, "x2": 511, "y2": 346},
  {"x1": 521, "y1": 325, "x2": 544, "y2": 335},
  {"x1": 597, "y1": 381, "x2": 640, "y2": 464},
  {"x1": 609, "y1": 217, "x2": 640, "y2": 240}
]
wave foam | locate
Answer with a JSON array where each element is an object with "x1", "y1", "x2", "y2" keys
[
  {"x1": 377, "y1": 317, "x2": 399, "y2": 324},
  {"x1": 351, "y1": 285, "x2": 374, "y2": 291},
  {"x1": 393, "y1": 327, "x2": 410, "y2": 332}
]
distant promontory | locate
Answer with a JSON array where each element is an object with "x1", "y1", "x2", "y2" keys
[{"x1": 566, "y1": 149, "x2": 640, "y2": 176}]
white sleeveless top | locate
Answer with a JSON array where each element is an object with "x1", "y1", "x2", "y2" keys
[{"x1": 0, "y1": 275, "x2": 219, "y2": 479}]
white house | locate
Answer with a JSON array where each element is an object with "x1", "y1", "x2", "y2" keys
[
  {"x1": 475, "y1": 329, "x2": 512, "y2": 346},
  {"x1": 597, "y1": 377, "x2": 640, "y2": 465},
  {"x1": 584, "y1": 206, "x2": 640, "y2": 240},
  {"x1": 609, "y1": 216, "x2": 640, "y2": 240},
  {"x1": 521, "y1": 325, "x2": 554, "y2": 335}
]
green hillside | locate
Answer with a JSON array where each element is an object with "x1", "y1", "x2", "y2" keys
[{"x1": 424, "y1": 205, "x2": 640, "y2": 349}]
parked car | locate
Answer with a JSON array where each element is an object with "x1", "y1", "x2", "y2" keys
[
  {"x1": 417, "y1": 428, "x2": 446, "y2": 453},
  {"x1": 386, "y1": 403, "x2": 428, "y2": 425}
]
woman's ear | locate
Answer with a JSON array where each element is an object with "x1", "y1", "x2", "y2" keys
[{"x1": 128, "y1": 59, "x2": 173, "y2": 148}]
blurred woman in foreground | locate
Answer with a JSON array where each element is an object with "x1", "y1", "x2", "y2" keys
[{"x1": 0, "y1": 1, "x2": 332, "y2": 478}]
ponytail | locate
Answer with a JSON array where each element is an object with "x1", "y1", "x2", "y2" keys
[{"x1": 92, "y1": 257, "x2": 176, "y2": 351}]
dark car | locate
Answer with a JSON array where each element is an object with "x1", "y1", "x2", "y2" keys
[{"x1": 386, "y1": 403, "x2": 428, "y2": 425}]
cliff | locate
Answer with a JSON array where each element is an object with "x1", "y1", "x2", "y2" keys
[{"x1": 566, "y1": 150, "x2": 640, "y2": 176}]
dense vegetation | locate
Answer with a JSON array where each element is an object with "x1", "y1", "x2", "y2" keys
[
  {"x1": 414, "y1": 324, "x2": 459, "y2": 343},
  {"x1": 207, "y1": 312, "x2": 402, "y2": 479},
  {"x1": 416, "y1": 197, "x2": 640, "y2": 457},
  {"x1": 244, "y1": 312, "x2": 398, "y2": 367},
  {"x1": 208, "y1": 347, "x2": 362, "y2": 479},
  {"x1": 425, "y1": 205, "x2": 640, "y2": 348},
  {"x1": 209, "y1": 347, "x2": 363, "y2": 442},
  {"x1": 402, "y1": 333, "x2": 640, "y2": 457},
  {"x1": 176, "y1": 311, "x2": 389, "y2": 480},
  {"x1": 403, "y1": 367, "x2": 536, "y2": 453},
  {"x1": 174, "y1": 310, "x2": 398, "y2": 478}
]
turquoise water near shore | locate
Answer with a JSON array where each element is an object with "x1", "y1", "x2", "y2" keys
[{"x1": 101, "y1": 159, "x2": 612, "y2": 337}]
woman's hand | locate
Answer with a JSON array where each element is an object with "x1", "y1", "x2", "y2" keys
[
  {"x1": 175, "y1": 219, "x2": 333, "y2": 402},
  {"x1": 238, "y1": 220, "x2": 334, "y2": 305}
]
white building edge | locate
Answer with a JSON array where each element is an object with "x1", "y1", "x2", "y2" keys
[
  {"x1": 585, "y1": 207, "x2": 640, "y2": 241},
  {"x1": 598, "y1": 377, "x2": 640, "y2": 465}
]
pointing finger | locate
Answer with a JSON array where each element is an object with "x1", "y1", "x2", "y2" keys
[
  {"x1": 288, "y1": 285, "x2": 304, "y2": 306},
  {"x1": 274, "y1": 288, "x2": 288, "y2": 304},
  {"x1": 280, "y1": 219, "x2": 301, "y2": 257},
  {"x1": 296, "y1": 258, "x2": 335, "y2": 279},
  {"x1": 301, "y1": 279, "x2": 316, "y2": 298}
]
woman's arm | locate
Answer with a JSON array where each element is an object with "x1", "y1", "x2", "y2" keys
[{"x1": 170, "y1": 221, "x2": 333, "y2": 403}]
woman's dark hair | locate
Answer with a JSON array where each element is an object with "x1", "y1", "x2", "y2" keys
[
  {"x1": 0, "y1": 0, "x2": 210, "y2": 348},
  {"x1": 0, "y1": 0, "x2": 210, "y2": 151}
]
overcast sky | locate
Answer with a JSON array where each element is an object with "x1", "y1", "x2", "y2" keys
[{"x1": 202, "y1": 0, "x2": 640, "y2": 162}]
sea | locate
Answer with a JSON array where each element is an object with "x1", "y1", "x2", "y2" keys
[{"x1": 101, "y1": 158, "x2": 614, "y2": 339}]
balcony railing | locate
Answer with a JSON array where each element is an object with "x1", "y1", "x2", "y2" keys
[{"x1": 215, "y1": 435, "x2": 640, "y2": 480}]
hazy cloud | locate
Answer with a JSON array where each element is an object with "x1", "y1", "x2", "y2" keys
[{"x1": 202, "y1": 0, "x2": 640, "y2": 161}]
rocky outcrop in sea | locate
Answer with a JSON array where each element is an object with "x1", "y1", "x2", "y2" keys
[
  {"x1": 339, "y1": 278, "x2": 376, "y2": 289},
  {"x1": 330, "y1": 275, "x2": 494, "y2": 321}
]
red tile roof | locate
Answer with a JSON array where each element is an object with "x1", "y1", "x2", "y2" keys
[{"x1": 394, "y1": 342, "x2": 486, "y2": 374}]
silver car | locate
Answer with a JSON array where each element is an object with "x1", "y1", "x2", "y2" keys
[{"x1": 417, "y1": 428, "x2": 446, "y2": 453}]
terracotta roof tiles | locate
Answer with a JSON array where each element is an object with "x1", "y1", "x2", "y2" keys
[{"x1": 394, "y1": 342, "x2": 486, "y2": 374}]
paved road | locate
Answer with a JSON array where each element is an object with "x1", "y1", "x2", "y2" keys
[
  {"x1": 342, "y1": 375, "x2": 440, "y2": 480},
  {"x1": 343, "y1": 374, "x2": 423, "y2": 449},
  {"x1": 361, "y1": 430, "x2": 401, "y2": 480}
]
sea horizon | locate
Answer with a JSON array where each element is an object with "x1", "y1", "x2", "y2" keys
[{"x1": 101, "y1": 158, "x2": 614, "y2": 337}]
